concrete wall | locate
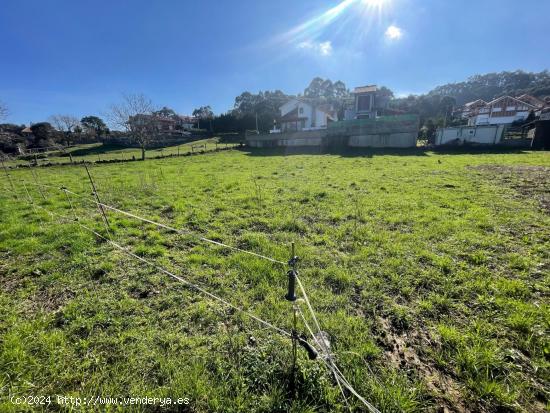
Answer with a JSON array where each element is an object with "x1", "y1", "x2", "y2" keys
[
  {"x1": 435, "y1": 125, "x2": 505, "y2": 145},
  {"x1": 247, "y1": 130, "x2": 326, "y2": 148},
  {"x1": 247, "y1": 115, "x2": 419, "y2": 149},
  {"x1": 348, "y1": 132, "x2": 416, "y2": 148}
]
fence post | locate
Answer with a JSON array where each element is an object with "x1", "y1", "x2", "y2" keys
[
  {"x1": 29, "y1": 164, "x2": 47, "y2": 201},
  {"x1": 1, "y1": 159, "x2": 17, "y2": 199},
  {"x1": 286, "y1": 242, "x2": 299, "y2": 396},
  {"x1": 84, "y1": 164, "x2": 111, "y2": 235}
]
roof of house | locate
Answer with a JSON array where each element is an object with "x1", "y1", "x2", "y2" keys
[
  {"x1": 353, "y1": 85, "x2": 377, "y2": 94},
  {"x1": 21, "y1": 126, "x2": 33, "y2": 134},
  {"x1": 279, "y1": 98, "x2": 335, "y2": 117},
  {"x1": 178, "y1": 115, "x2": 197, "y2": 122},
  {"x1": 486, "y1": 95, "x2": 537, "y2": 109},
  {"x1": 280, "y1": 107, "x2": 307, "y2": 122},
  {"x1": 464, "y1": 99, "x2": 486, "y2": 107},
  {"x1": 516, "y1": 94, "x2": 545, "y2": 108}
]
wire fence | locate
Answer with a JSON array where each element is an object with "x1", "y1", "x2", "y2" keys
[
  {"x1": 1, "y1": 166, "x2": 381, "y2": 411},
  {"x1": 2, "y1": 141, "x2": 241, "y2": 168}
]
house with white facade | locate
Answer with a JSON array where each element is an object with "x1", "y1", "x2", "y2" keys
[
  {"x1": 468, "y1": 95, "x2": 538, "y2": 126},
  {"x1": 516, "y1": 94, "x2": 545, "y2": 108},
  {"x1": 278, "y1": 98, "x2": 337, "y2": 133},
  {"x1": 454, "y1": 99, "x2": 487, "y2": 119}
]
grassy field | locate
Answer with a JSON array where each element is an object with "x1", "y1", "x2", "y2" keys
[
  {"x1": 3, "y1": 138, "x2": 239, "y2": 167},
  {"x1": 0, "y1": 147, "x2": 548, "y2": 412}
]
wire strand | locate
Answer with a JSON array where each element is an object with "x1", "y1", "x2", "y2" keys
[
  {"x1": 296, "y1": 306, "x2": 351, "y2": 412},
  {"x1": 25, "y1": 182, "x2": 286, "y2": 266},
  {"x1": 28, "y1": 201, "x2": 292, "y2": 339},
  {"x1": 296, "y1": 277, "x2": 381, "y2": 413},
  {"x1": 6, "y1": 183, "x2": 381, "y2": 412}
]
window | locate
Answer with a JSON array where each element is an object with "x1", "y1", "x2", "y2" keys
[
  {"x1": 357, "y1": 95, "x2": 372, "y2": 111},
  {"x1": 299, "y1": 107, "x2": 304, "y2": 114}
]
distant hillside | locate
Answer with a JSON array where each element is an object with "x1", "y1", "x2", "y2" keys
[{"x1": 427, "y1": 70, "x2": 550, "y2": 105}]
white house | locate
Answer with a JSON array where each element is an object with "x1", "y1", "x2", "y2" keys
[
  {"x1": 454, "y1": 99, "x2": 487, "y2": 119},
  {"x1": 468, "y1": 95, "x2": 538, "y2": 126},
  {"x1": 278, "y1": 99, "x2": 336, "y2": 132}
]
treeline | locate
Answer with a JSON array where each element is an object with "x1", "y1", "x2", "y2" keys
[
  {"x1": 2, "y1": 70, "x2": 548, "y2": 154},
  {"x1": 206, "y1": 70, "x2": 550, "y2": 138},
  {"x1": 206, "y1": 79, "x2": 354, "y2": 132},
  {"x1": 427, "y1": 70, "x2": 550, "y2": 105},
  {"x1": 390, "y1": 70, "x2": 550, "y2": 138},
  {"x1": 0, "y1": 116, "x2": 114, "y2": 154}
]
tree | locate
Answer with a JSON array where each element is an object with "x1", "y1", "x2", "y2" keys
[
  {"x1": 333, "y1": 81, "x2": 349, "y2": 100},
  {"x1": 153, "y1": 106, "x2": 178, "y2": 119},
  {"x1": 428, "y1": 70, "x2": 550, "y2": 105},
  {"x1": 232, "y1": 90, "x2": 289, "y2": 131},
  {"x1": 0, "y1": 101, "x2": 8, "y2": 120},
  {"x1": 81, "y1": 115, "x2": 109, "y2": 139},
  {"x1": 49, "y1": 114, "x2": 80, "y2": 145},
  {"x1": 192, "y1": 106, "x2": 214, "y2": 120},
  {"x1": 109, "y1": 93, "x2": 156, "y2": 160},
  {"x1": 30, "y1": 122, "x2": 60, "y2": 148},
  {"x1": 49, "y1": 114, "x2": 80, "y2": 133},
  {"x1": 192, "y1": 106, "x2": 214, "y2": 130},
  {"x1": 304, "y1": 77, "x2": 325, "y2": 99}
]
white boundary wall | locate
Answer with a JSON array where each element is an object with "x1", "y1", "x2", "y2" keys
[{"x1": 435, "y1": 125, "x2": 506, "y2": 145}]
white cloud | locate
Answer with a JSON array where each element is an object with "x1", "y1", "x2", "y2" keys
[
  {"x1": 297, "y1": 41, "x2": 313, "y2": 49},
  {"x1": 297, "y1": 40, "x2": 333, "y2": 56},
  {"x1": 318, "y1": 41, "x2": 333, "y2": 56},
  {"x1": 385, "y1": 25, "x2": 403, "y2": 40}
]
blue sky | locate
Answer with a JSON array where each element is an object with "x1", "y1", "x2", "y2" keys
[{"x1": 1, "y1": 0, "x2": 549, "y2": 125}]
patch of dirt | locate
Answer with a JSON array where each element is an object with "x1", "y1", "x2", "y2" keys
[
  {"x1": 376, "y1": 317, "x2": 469, "y2": 413},
  {"x1": 470, "y1": 165, "x2": 550, "y2": 214},
  {"x1": 27, "y1": 288, "x2": 76, "y2": 313}
]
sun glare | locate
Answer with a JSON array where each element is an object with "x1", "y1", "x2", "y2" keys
[{"x1": 362, "y1": 0, "x2": 389, "y2": 9}]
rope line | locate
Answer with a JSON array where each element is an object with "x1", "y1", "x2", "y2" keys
[
  {"x1": 296, "y1": 306, "x2": 351, "y2": 412},
  {"x1": 297, "y1": 306, "x2": 351, "y2": 412},
  {"x1": 297, "y1": 307, "x2": 381, "y2": 413},
  {"x1": 296, "y1": 277, "x2": 381, "y2": 413},
  {"x1": 28, "y1": 201, "x2": 292, "y2": 339},
  {"x1": 5, "y1": 184, "x2": 381, "y2": 412},
  {"x1": 25, "y1": 182, "x2": 286, "y2": 266}
]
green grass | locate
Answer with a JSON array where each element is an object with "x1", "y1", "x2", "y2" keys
[{"x1": 0, "y1": 148, "x2": 548, "y2": 412}]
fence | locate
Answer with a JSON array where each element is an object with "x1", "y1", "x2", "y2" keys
[
  {"x1": 2, "y1": 142, "x2": 242, "y2": 168},
  {"x1": 0, "y1": 165, "x2": 382, "y2": 412}
]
